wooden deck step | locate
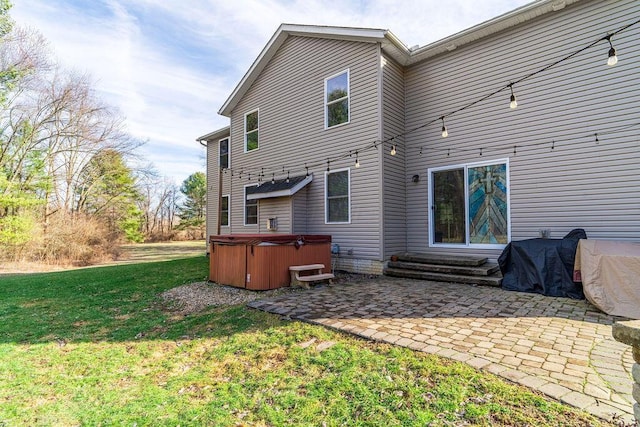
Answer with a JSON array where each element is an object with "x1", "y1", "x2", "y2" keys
[
  {"x1": 384, "y1": 267, "x2": 502, "y2": 287},
  {"x1": 387, "y1": 260, "x2": 500, "y2": 277},
  {"x1": 393, "y1": 252, "x2": 488, "y2": 267}
]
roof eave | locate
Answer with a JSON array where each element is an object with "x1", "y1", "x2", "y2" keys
[
  {"x1": 405, "y1": 0, "x2": 581, "y2": 65},
  {"x1": 218, "y1": 24, "x2": 404, "y2": 117},
  {"x1": 246, "y1": 173, "x2": 313, "y2": 200},
  {"x1": 196, "y1": 126, "x2": 230, "y2": 144},
  {"x1": 217, "y1": 0, "x2": 581, "y2": 115}
]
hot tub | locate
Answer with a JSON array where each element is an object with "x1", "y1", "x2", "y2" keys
[{"x1": 209, "y1": 234, "x2": 332, "y2": 290}]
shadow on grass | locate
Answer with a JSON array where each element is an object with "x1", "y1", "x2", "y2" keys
[
  {"x1": 0, "y1": 257, "x2": 279, "y2": 344},
  {"x1": 1, "y1": 255, "x2": 626, "y2": 346}
]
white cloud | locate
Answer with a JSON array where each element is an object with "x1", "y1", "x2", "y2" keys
[{"x1": 10, "y1": 0, "x2": 531, "y2": 184}]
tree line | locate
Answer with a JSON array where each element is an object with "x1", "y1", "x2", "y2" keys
[{"x1": 0, "y1": 2, "x2": 206, "y2": 265}]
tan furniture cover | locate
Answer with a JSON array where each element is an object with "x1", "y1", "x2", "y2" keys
[{"x1": 574, "y1": 240, "x2": 640, "y2": 319}]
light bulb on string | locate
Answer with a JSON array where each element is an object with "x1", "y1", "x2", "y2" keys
[
  {"x1": 605, "y1": 35, "x2": 618, "y2": 66},
  {"x1": 326, "y1": 160, "x2": 330, "y2": 172},
  {"x1": 509, "y1": 84, "x2": 518, "y2": 109},
  {"x1": 286, "y1": 171, "x2": 290, "y2": 183},
  {"x1": 390, "y1": 144, "x2": 397, "y2": 156},
  {"x1": 271, "y1": 173, "x2": 275, "y2": 185},
  {"x1": 441, "y1": 116, "x2": 448, "y2": 138},
  {"x1": 354, "y1": 151, "x2": 360, "y2": 168}
]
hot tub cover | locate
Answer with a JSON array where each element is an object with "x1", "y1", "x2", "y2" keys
[
  {"x1": 498, "y1": 229, "x2": 586, "y2": 299},
  {"x1": 575, "y1": 239, "x2": 640, "y2": 319},
  {"x1": 210, "y1": 234, "x2": 331, "y2": 245}
]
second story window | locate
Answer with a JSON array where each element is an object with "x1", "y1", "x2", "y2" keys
[
  {"x1": 244, "y1": 110, "x2": 259, "y2": 152},
  {"x1": 325, "y1": 70, "x2": 350, "y2": 128},
  {"x1": 219, "y1": 137, "x2": 229, "y2": 168}
]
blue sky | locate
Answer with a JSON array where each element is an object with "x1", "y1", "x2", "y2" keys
[{"x1": 12, "y1": 0, "x2": 531, "y2": 185}]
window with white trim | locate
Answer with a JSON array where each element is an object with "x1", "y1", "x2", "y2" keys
[
  {"x1": 244, "y1": 186, "x2": 258, "y2": 225},
  {"x1": 219, "y1": 137, "x2": 229, "y2": 168},
  {"x1": 244, "y1": 110, "x2": 259, "y2": 152},
  {"x1": 325, "y1": 168, "x2": 350, "y2": 223},
  {"x1": 220, "y1": 195, "x2": 229, "y2": 227},
  {"x1": 324, "y1": 70, "x2": 349, "y2": 128}
]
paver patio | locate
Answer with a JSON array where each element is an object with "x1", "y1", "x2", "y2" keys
[{"x1": 248, "y1": 276, "x2": 635, "y2": 423}]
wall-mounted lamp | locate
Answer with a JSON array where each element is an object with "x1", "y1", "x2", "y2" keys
[{"x1": 412, "y1": 174, "x2": 420, "y2": 183}]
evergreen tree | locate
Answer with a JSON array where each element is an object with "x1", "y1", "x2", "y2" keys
[{"x1": 178, "y1": 172, "x2": 206, "y2": 229}]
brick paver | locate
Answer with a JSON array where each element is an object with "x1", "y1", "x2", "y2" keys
[{"x1": 248, "y1": 276, "x2": 635, "y2": 423}]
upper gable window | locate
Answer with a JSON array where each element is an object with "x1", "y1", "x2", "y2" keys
[
  {"x1": 325, "y1": 70, "x2": 350, "y2": 128},
  {"x1": 244, "y1": 110, "x2": 259, "y2": 152},
  {"x1": 219, "y1": 137, "x2": 229, "y2": 168}
]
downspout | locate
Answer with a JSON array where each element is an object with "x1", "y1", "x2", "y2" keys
[
  {"x1": 217, "y1": 168, "x2": 222, "y2": 236},
  {"x1": 377, "y1": 43, "x2": 385, "y2": 263}
]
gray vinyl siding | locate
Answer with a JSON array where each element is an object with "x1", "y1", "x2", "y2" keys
[
  {"x1": 206, "y1": 143, "x2": 216, "y2": 239},
  {"x1": 259, "y1": 198, "x2": 292, "y2": 233},
  {"x1": 404, "y1": 0, "x2": 640, "y2": 258},
  {"x1": 227, "y1": 36, "x2": 382, "y2": 259},
  {"x1": 205, "y1": 138, "x2": 232, "y2": 237},
  {"x1": 292, "y1": 188, "x2": 308, "y2": 234},
  {"x1": 381, "y1": 54, "x2": 407, "y2": 258}
]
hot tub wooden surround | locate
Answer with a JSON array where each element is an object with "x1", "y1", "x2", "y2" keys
[{"x1": 209, "y1": 234, "x2": 332, "y2": 290}]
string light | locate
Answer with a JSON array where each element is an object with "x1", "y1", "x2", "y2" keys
[
  {"x1": 286, "y1": 171, "x2": 290, "y2": 183},
  {"x1": 354, "y1": 151, "x2": 360, "y2": 168},
  {"x1": 441, "y1": 116, "x2": 448, "y2": 138},
  {"x1": 605, "y1": 35, "x2": 618, "y2": 66},
  {"x1": 390, "y1": 144, "x2": 397, "y2": 156},
  {"x1": 551, "y1": 140, "x2": 555, "y2": 151},
  {"x1": 509, "y1": 84, "x2": 518, "y2": 109},
  {"x1": 326, "y1": 160, "x2": 330, "y2": 172},
  {"x1": 305, "y1": 165, "x2": 309, "y2": 177},
  {"x1": 271, "y1": 173, "x2": 275, "y2": 185}
]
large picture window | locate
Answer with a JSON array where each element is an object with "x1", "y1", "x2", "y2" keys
[
  {"x1": 219, "y1": 137, "x2": 229, "y2": 168},
  {"x1": 220, "y1": 195, "x2": 229, "y2": 227},
  {"x1": 429, "y1": 159, "x2": 510, "y2": 248},
  {"x1": 324, "y1": 70, "x2": 349, "y2": 128},
  {"x1": 244, "y1": 110, "x2": 259, "y2": 152},
  {"x1": 244, "y1": 186, "x2": 258, "y2": 225},
  {"x1": 325, "y1": 168, "x2": 350, "y2": 223}
]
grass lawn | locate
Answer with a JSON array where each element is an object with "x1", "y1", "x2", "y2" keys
[{"x1": 0, "y1": 256, "x2": 620, "y2": 426}]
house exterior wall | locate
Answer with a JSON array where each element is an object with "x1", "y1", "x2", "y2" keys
[
  {"x1": 404, "y1": 0, "x2": 640, "y2": 259},
  {"x1": 381, "y1": 53, "x2": 407, "y2": 258},
  {"x1": 205, "y1": 141, "x2": 218, "y2": 240},
  {"x1": 225, "y1": 35, "x2": 384, "y2": 268},
  {"x1": 292, "y1": 188, "x2": 308, "y2": 234},
  {"x1": 205, "y1": 135, "x2": 232, "y2": 239},
  {"x1": 259, "y1": 197, "x2": 292, "y2": 233}
]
